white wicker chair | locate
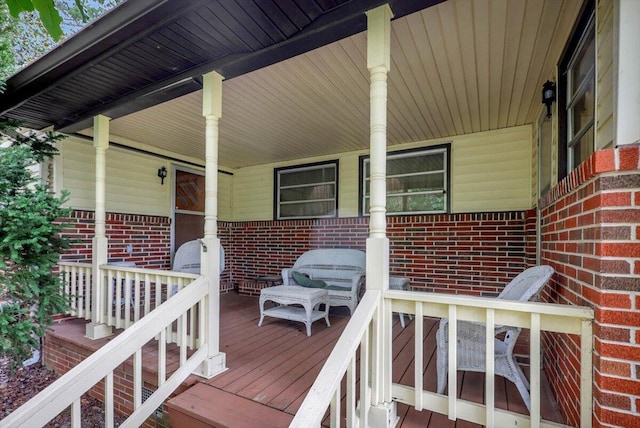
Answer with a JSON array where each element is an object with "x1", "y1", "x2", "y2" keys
[
  {"x1": 435, "y1": 265, "x2": 554, "y2": 411},
  {"x1": 173, "y1": 240, "x2": 201, "y2": 274},
  {"x1": 172, "y1": 240, "x2": 225, "y2": 274}
]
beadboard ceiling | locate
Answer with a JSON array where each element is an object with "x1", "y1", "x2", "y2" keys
[{"x1": 81, "y1": 0, "x2": 583, "y2": 170}]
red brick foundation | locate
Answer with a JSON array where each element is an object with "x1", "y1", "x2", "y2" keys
[{"x1": 540, "y1": 145, "x2": 640, "y2": 427}]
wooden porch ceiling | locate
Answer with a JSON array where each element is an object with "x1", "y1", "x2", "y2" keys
[{"x1": 0, "y1": 0, "x2": 585, "y2": 170}]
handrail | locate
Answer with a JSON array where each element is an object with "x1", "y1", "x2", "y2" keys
[
  {"x1": 294, "y1": 289, "x2": 594, "y2": 428},
  {"x1": 386, "y1": 289, "x2": 593, "y2": 336},
  {"x1": 58, "y1": 261, "x2": 93, "y2": 319},
  {"x1": 291, "y1": 290, "x2": 382, "y2": 427},
  {"x1": 386, "y1": 289, "x2": 594, "y2": 428},
  {"x1": 99, "y1": 264, "x2": 198, "y2": 333},
  {"x1": 58, "y1": 262, "x2": 200, "y2": 335},
  {"x1": 98, "y1": 264, "x2": 199, "y2": 279},
  {"x1": 1, "y1": 277, "x2": 209, "y2": 428}
]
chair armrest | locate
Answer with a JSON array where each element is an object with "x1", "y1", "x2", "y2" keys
[
  {"x1": 389, "y1": 276, "x2": 410, "y2": 290},
  {"x1": 281, "y1": 268, "x2": 292, "y2": 285},
  {"x1": 439, "y1": 318, "x2": 519, "y2": 344},
  {"x1": 351, "y1": 273, "x2": 366, "y2": 300}
]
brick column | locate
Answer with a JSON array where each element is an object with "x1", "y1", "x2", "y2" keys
[{"x1": 540, "y1": 145, "x2": 640, "y2": 427}]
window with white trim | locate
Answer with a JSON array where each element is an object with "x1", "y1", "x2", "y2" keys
[
  {"x1": 275, "y1": 161, "x2": 338, "y2": 220},
  {"x1": 360, "y1": 145, "x2": 449, "y2": 215}
]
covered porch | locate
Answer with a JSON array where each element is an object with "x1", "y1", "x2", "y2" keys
[
  {"x1": 44, "y1": 292, "x2": 565, "y2": 427},
  {"x1": 1, "y1": 0, "x2": 639, "y2": 426}
]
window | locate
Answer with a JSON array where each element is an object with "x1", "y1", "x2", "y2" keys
[
  {"x1": 360, "y1": 145, "x2": 449, "y2": 216},
  {"x1": 275, "y1": 161, "x2": 338, "y2": 219},
  {"x1": 559, "y1": 1, "x2": 595, "y2": 177}
]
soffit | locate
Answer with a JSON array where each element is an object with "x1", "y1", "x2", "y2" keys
[
  {"x1": 94, "y1": 0, "x2": 583, "y2": 169},
  {"x1": 1, "y1": 0, "x2": 444, "y2": 132}
]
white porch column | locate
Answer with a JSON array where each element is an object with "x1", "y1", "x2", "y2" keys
[
  {"x1": 195, "y1": 71, "x2": 227, "y2": 378},
  {"x1": 366, "y1": 5, "x2": 396, "y2": 427},
  {"x1": 85, "y1": 115, "x2": 113, "y2": 339},
  {"x1": 614, "y1": 0, "x2": 640, "y2": 146}
]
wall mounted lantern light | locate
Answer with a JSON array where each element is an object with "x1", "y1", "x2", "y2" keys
[
  {"x1": 157, "y1": 166, "x2": 167, "y2": 185},
  {"x1": 542, "y1": 80, "x2": 556, "y2": 118}
]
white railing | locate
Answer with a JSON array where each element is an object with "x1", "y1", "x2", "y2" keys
[
  {"x1": 294, "y1": 290, "x2": 594, "y2": 428},
  {"x1": 292, "y1": 290, "x2": 382, "y2": 427},
  {"x1": 1, "y1": 277, "x2": 210, "y2": 428},
  {"x1": 59, "y1": 261, "x2": 92, "y2": 320},
  {"x1": 59, "y1": 263, "x2": 199, "y2": 344},
  {"x1": 100, "y1": 265, "x2": 199, "y2": 345}
]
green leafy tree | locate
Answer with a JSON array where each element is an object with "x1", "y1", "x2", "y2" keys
[
  {"x1": 0, "y1": 2, "x2": 15, "y2": 81},
  {"x1": 0, "y1": 0, "x2": 113, "y2": 369},
  {"x1": 3, "y1": 0, "x2": 121, "y2": 71},
  {"x1": 0, "y1": 123, "x2": 72, "y2": 369},
  {"x1": 3, "y1": 0, "x2": 79, "y2": 41}
]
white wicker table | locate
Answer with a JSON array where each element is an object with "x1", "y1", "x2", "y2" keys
[{"x1": 258, "y1": 285, "x2": 330, "y2": 337}]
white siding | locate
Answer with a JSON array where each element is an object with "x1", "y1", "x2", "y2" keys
[
  {"x1": 61, "y1": 137, "x2": 169, "y2": 216},
  {"x1": 531, "y1": 119, "x2": 539, "y2": 207},
  {"x1": 232, "y1": 126, "x2": 533, "y2": 221},
  {"x1": 61, "y1": 136, "x2": 234, "y2": 220},
  {"x1": 218, "y1": 172, "x2": 233, "y2": 221},
  {"x1": 451, "y1": 126, "x2": 531, "y2": 213},
  {"x1": 338, "y1": 153, "x2": 360, "y2": 217},
  {"x1": 232, "y1": 164, "x2": 274, "y2": 221},
  {"x1": 596, "y1": 0, "x2": 615, "y2": 149}
]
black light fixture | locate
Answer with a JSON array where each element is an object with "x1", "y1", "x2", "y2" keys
[
  {"x1": 157, "y1": 166, "x2": 167, "y2": 185},
  {"x1": 542, "y1": 80, "x2": 556, "y2": 118}
]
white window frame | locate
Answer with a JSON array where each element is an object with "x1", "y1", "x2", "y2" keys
[
  {"x1": 360, "y1": 145, "x2": 449, "y2": 216},
  {"x1": 275, "y1": 161, "x2": 338, "y2": 220}
]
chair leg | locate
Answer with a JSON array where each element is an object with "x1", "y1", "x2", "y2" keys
[
  {"x1": 508, "y1": 356, "x2": 531, "y2": 412},
  {"x1": 398, "y1": 312, "x2": 406, "y2": 328},
  {"x1": 436, "y1": 328, "x2": 449, "y2": 394}
]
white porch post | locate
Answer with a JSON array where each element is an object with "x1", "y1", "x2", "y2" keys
[
  {"x1": 614, "y1": 0, "x2": 640, "y2": 146},
  {"x1": 195, "y1": 71, "x2": 227, "y2": 378},
  {"x1": 366, "y1": 5, "x2": 396, "y2": 427},
  {"x1": 85, "y1": 115, "x2": 113, "y2": 339}
]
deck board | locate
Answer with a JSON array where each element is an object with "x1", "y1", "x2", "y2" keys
[{"x1": 46, "y1": 292, "x2": 565, "y2": 427}]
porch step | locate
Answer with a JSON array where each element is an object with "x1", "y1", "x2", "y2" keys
[{"x1": 166, "y1": 383, "x2": 294, "y2": 428}]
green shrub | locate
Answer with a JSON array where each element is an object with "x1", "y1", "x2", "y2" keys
[{"x1": 0, "y1": 123, "x2": 71, "y2": 369}]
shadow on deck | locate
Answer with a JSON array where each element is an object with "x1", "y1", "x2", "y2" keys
[{"x1": 44, "y1": 292, "x2": 564, "y2": 427}]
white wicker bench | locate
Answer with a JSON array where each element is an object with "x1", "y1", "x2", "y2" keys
[{"x1": 281, "y1": 249, "x2": 366, "y2": 315}]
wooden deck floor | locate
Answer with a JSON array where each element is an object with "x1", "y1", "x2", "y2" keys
[{"x1": 45, "y1": 292, "x2": 565, "y2": 427}]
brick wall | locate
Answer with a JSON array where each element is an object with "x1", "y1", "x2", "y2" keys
[
  {"x1": 58, "y1": 210, "x2": 171, "y2": 270},
  {"x1": 539, "y1": 145, "x2": 640, "y2": 427},
  {"x1": 59, "y1": 211, "x2": 530, "y2": 296},
  {"x1": 225, "y1": 212, "x2": 530, "y2": 296}
]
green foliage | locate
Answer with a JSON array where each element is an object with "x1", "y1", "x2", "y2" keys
[
  {"x1": 4, "y1": 0, "x2": 122, "y2": 71},
  {"x1": 5, "y1": 0, "x2": 63, "y2": 41},
  {"x1": 0, "y1": 122, "x2": 72, "y2": 369},
  {"x1": 0, "y1": 2, "x2": 16, "y2": 81}
]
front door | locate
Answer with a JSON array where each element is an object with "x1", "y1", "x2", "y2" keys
[{"x1": 173, "y1": 167, "x2": 205, "y2": 255}]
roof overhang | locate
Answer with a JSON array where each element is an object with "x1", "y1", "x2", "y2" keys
[{"x1": 0, "y1": 0, "x2": 445, "y2": 133}]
